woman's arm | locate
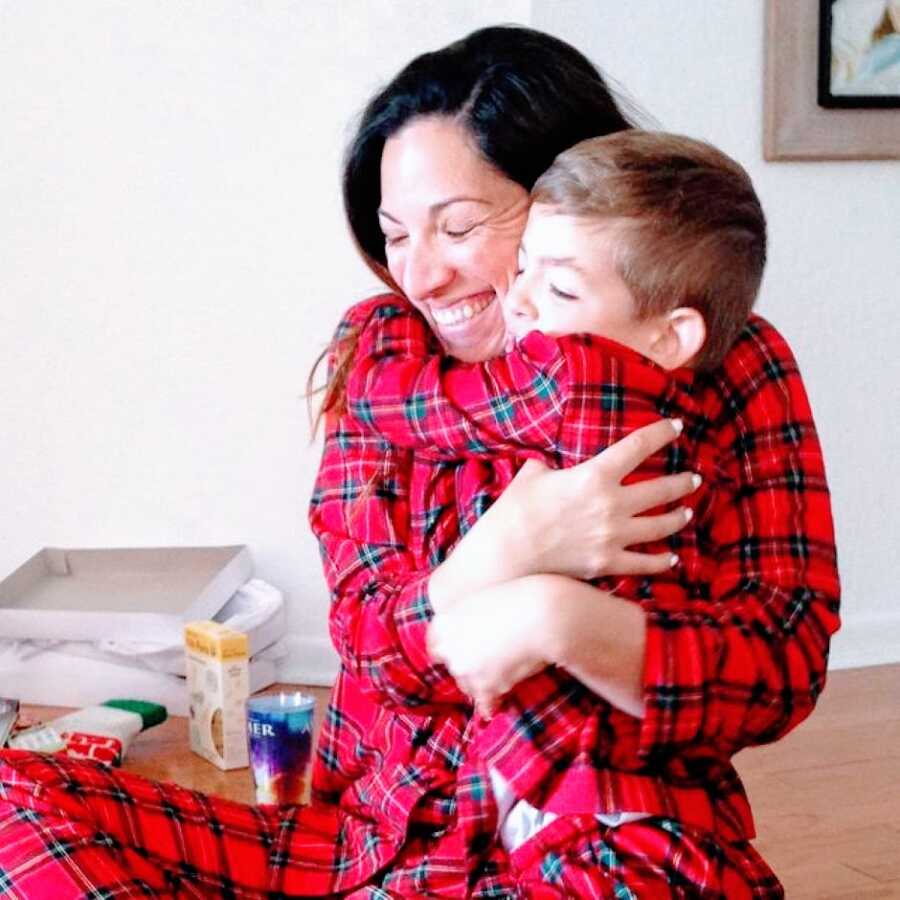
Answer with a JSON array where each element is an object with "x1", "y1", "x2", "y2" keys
[
  {"x1": 427, "y1": 574, "x2": 647, "y2": 718},
  {"x1": 310, "y1": 299, "x2": 637, "y2": 707},
  {"x1": 312, "y1": 299, "x2": 697, "y2": 707},
  {"x1": 633, "y1": 317, "x2": 840, "y2": 757},
  {"x1": 310, "y1": 298, "x2": 470, "y2": 711},
  {"x1": 428, "y1": 420, "x2": 697, "y2": 611},
  {"x1": 434, "y1": 318, "x2": 841, "y2": 755},
  {"x1": 310, "y1": 413, "x2": 471, "y2": 712}
]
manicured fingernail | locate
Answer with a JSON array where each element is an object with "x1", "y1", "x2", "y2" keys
[
  {"x1": 670, "y1": 554, "x2": 680, "y2": 568},
  {"x1": 691, "y1": 474, "x2": 702, "y2": 489},
  {"x1": 671, "y1": 418, "x2": 684, "y2": 435},
  {"x1": 683, "y1": 507, "x2": 693, "y2": 522}
]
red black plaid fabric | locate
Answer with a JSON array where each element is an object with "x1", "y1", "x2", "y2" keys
[
  {"x1": 0, "y1": 747, "x2": 277, "y2": 898},
  {"x1": 317, "y1": 294, "x2": 838, "y2": 883},
  {"x1": 505, "y1": 813, "x2": 784, "y2": 898},
  {"x1": 0, "y1": 747, "x2": 783, "y2": 897},
  {"x1": 342, "y1": 296, "x2": 840, "y2": 839},
  {"x1": 0, "y1": 292, "x2": 837, "y2": 897}
]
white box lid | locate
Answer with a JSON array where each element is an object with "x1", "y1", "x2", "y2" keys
[
  {"x1": 0, "y1": 646, "x2": 277, "y2": 717},
  {"x1": 0, "y1": 546, "x2": 253, "y2": 644}
]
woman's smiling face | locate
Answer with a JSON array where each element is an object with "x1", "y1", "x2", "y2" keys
[{"x1": 379, "y1": 116, "x2": 530, "y2": 362}]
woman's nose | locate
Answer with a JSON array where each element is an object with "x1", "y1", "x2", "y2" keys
[{"x1": 402, "y1": 238, "x2": 454, "y2": 301}]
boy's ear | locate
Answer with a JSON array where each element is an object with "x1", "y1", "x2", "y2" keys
[{"x1": 646, "y1": 307, "x2": 706, "y2": 370}]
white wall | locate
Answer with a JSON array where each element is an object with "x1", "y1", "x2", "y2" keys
[
  {"x1": 532, "y1": 1, "x2": 900, "y2": 669},
  {"x1": 0, "y1": 1, "x2": 527, "y2": 683},
  {"x1": 2, "y1": 2, "x2": 895, "y2": 681}
]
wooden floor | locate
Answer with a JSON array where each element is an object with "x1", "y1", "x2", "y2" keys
[
  {"x1": 21, "y1": 664, "x2": 900, "y2": 898},
  {"x1": 733, "y1": 663, "x2": 900, "y2": 899}
]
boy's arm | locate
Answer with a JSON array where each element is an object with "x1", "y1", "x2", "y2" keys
[
  {"x1": 348, "y1": 299, "x2": 680, "y2": 466},
  {"x1": 345, "y1": 300, "x2": 571, "y2": 459}
]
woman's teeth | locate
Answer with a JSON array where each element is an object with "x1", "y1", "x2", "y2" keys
[{"x1": 432, "y1": 295, "x2": 492, "y2": 326}]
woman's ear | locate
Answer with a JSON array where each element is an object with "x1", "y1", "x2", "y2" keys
[{"x1": 645, "y1": 307, "x2": 706, "y2": 370}]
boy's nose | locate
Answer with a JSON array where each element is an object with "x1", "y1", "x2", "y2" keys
[
  {"x1": 503, "y1": 276, "x2": 538, "y2": 321},
  {"x1": 402, "y1": 239, "x2": 454, "y2": 301}
]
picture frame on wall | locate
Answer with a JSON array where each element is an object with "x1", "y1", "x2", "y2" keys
[
  {"x1": 818, "y1": 0, "x2": 900, "y2": 108},
  {"x1": 764, "y1": 0, "x2": 900, "y2": 159}
]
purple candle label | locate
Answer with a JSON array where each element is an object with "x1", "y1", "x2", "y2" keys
[{"x1": 246, "y1": 693, "x2": 314, "y2": 805}]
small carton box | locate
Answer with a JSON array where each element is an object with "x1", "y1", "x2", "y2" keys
[{"x1": 185, "y1": 621, "x2": 249, "y2": 770}]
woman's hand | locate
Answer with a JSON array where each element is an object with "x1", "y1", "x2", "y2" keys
[
  {"x1": 499, "y1": 418, "x2": 699, "y2": 581},
  {"x1": 428, "y1": 577, "x2": 552, "y2": 717},
  {"x1": 429, "y1": 418, "x2": 699, "y2": 613},
  {"x1": 429, "y1": 574, "x2": 648, "y2": 719}
]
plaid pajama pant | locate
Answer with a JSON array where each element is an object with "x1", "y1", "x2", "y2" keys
[{"x1": 0, "y1": 749, "x2": 782, "y2": 898}]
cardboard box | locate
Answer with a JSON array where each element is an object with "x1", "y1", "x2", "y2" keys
[
  {"x1": 0, "y1": 546, "x2": 252, "y2": 644},
  {"x1": 33, "y1": 579, "x2": 287, "y2": 677},
  {"x1": 185, "y1": 621, "x2": 250, "y2": 770}
]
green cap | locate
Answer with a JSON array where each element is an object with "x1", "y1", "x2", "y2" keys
[{"x1": 102, "y1": 699, "x2": 168, "y2": 731}]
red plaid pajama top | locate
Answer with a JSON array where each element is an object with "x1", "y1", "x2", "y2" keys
[
  {"x1": 0, "y1": 292, "x2": 839, "y2": 898},
  {"x1": 308, "y1": 295, "x2": 839, "y2": 887}
]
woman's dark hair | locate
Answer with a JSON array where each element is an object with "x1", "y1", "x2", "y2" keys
[
  {"x1": 311, "y1": 26, "x2": 633, "y2": 427},
  {"x1": 344, "y1": 25, "x2": 634, "y2": 285}
]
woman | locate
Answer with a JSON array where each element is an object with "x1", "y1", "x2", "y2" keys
[
  {"x1": 0, "y1": 25, "x2": 839, "y2": 899},
  {"x1": 307, "y1": 24, "x2": 840, "y2": 898}
]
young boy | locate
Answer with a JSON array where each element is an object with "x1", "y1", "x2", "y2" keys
[
  {"x1": 346, "y1": 130, "x2": 764, "y2": 460},
  {"x1": 343, "y1": 131, "x2": 767, "y2": 853}
]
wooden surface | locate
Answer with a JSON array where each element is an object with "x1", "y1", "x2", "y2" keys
[
  {"x1": 20, "y1": 666, "x2": 900, "y2": 898},
  {"x1": 20, "y1": 684, "x2": 332, "y2": 805},
  {"x1": 734, "y1": 663, "x2": 900, "y2": 899}
]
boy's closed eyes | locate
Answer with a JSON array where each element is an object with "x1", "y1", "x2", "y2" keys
[{"x1": 504, "y1": 204, "x2": 705, "y2": 371}]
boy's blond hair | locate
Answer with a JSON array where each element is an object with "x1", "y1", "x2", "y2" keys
[{"x1": 531, "y1": 131, "x2": 766, "y2": 370}]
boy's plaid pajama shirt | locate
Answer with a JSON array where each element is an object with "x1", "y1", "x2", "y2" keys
[{"x1": 0, "y1": 295, "x2": 839, "y2": 898}]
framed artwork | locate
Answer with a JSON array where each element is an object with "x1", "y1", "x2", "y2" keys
[
  {"x1": 764, "y1": 0, "x2": 900, "y2": 159},
  {"x1": 818, "y1": 0, "x2": 900, "y2": 107}
]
